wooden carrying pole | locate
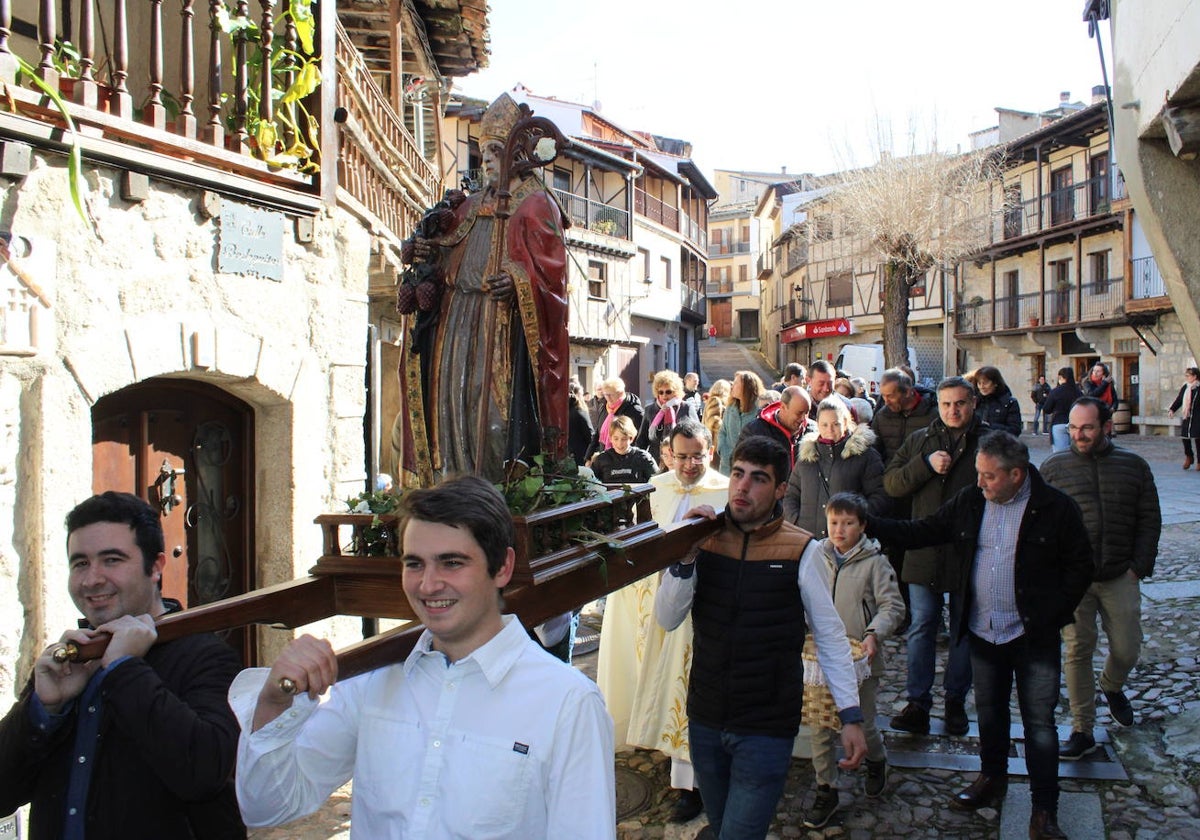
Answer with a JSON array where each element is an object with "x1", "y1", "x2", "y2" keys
[{"x1": 56, "y1": 510, "x2": 722, "y2": 685}]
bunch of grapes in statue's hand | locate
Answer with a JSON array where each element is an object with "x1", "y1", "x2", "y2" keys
[{"x1": 397, "y1": 190, "x2": 467, "y2": 315}]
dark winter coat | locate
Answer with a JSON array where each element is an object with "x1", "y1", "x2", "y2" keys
[
  {"x1": 1042, "y1": 382, "x2": 1082, "y2": 427},
  {"x1": 1082, "y1": 375, "x2": 1119, "y2": 408},
  {"x1": 585, "y1": 393, "x2": 645, "y2": 461},
  {"x1": 782, "y1": 425, "x2": 888, "y2": 537},
  {"x1": 882, "y1": 414, "x2": 989, "y2": 590},
  {"x1": 976, "y1": 387, "x2": 1022, "y2": 435},
  {"x1": 870, "y1": 393, "x2": 937, "y2": 464},
  {"x1": 0, "y1": 625, "x2": 245, "y2": 840},
  {"x1": 589, "y1": 445, "x2": 658, "y2": 484},
  {"x1": 868, "y1": 466, "x2": 1094, "y2": 643},
  {"x1": 568, "y1": 395, "x2": 594, "y2": 466},
  {"x1": 1170, "y1": 384, "x2": 1200, "y2": 438},
  {"x1": 1040, "y1": 439, "x2": 1161, "y2": 581},
  {"x1": 635, "y1": 398, "x2": 700, "y2": 466},
  {"x1": 1031, "y1": 381, "x2": 1051, "y2": 407}
]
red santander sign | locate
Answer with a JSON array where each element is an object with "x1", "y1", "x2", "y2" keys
[{"x1": 780, "y1": 318, "x2": 853, "y2": 344}]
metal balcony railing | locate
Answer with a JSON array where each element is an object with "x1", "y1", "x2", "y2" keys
[
  {"x1": 1079, "y1": 277, "x2": 1125, "y2": 320},
  {"x1": 1132, "y1": 256, "x2": 1165, "y2": 298},
  {"x1": 552, "y1": 188, "x2": 631, "y2": 238},
  {"x1": 708, "y1": 241, "x2": 750, "y2": 258},
  {"x1": 757, "y1": 250, "x2": 776, "y2": 277},
  {"x1": 996, "y1": 175, "x2": 1119, "y2": 241}
]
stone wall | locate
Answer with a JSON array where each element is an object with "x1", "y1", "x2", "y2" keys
[{"x1": 0, "y1": 151, "x2": 372, "y2": 700}]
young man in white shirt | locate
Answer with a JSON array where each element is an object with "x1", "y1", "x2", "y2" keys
[{"x1": 230, "y1": 475, "x2": 616, "y2": 839}]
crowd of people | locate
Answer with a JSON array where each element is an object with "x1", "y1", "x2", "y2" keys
[
  {"x1": 0, "y1": 353, "x2": 1177, "y2": 840},
  {"x1": 573, "y1": 357, "x2": 1164, "y2": 839}
]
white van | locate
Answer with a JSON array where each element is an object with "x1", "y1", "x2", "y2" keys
[{"x1": 834, "y1": 343, "x2": 919, "y2": 396}]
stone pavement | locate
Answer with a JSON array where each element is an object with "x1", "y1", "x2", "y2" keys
[{"x1": 250, "y1": 433, "x2": 1200, "y2": 840}]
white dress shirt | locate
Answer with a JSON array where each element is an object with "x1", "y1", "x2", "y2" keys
[
  {"x1": 655, "y1": 538, "x2": 861, "y2": 713},
  {"x1": 230, "y1": 615, "x2": 616, "y2": 839}
]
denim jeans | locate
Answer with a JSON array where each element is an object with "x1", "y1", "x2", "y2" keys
[
  {"x1": 970, "y1": 630, "x2": 1062, "y2": 811},
  {"x1": 689, "y1": 722, "x2": 794, "y2": 840},
  {"x1": 905, "y1": 583, "x2": 972, "y2": 709},
  {"x1": 1032, "y1": 405, "x2": 1049, "y2": 433},
  {"x1": 1050, "y1": 423, "x2": 1070, "y2": 453}
]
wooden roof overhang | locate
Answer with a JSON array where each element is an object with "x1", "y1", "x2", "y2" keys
[{"x1": 338, "y1": 0, "x2": 490, "y2": 82}]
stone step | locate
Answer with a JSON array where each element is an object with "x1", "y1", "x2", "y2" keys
[{"x1": 999, "y1": 784, "x2": 1103, "y2": 840}]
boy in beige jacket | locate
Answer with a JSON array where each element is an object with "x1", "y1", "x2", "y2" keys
[{"x1": 804, "y1": 492, "x2": 906, "y2": 829}]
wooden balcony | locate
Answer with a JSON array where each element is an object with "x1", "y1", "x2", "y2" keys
[{"x1": 0, "y1": 0, "x2": 437, "y2": 239}]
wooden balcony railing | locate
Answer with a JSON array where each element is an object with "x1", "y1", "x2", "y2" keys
[
  {"x1": 334, "y1": 19, "x2": 437, "y2": 241},
  {"x1": 0, "y1": 0, "x2": 327, "y2": 203}
]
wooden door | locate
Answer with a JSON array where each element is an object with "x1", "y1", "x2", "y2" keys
[
  {"x1": 711, "y1": 300, "x2": 732, "y2": 337},
  {"x1": 92, "y1": 379, "x2": 255, "y2": 663}
]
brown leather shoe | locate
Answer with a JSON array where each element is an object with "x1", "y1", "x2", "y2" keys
[
  {"x1": 950, "y1": 774, "x2": 1008, "y2": 811},
  {"x1": 1030, "y1": 808, "x2": 1068, "y2": 839},
  {"x1": 1185, "y1": 456, "x2": 1194, "y2": 470}
]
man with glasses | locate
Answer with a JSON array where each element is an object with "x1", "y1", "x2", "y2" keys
[
  {"x1": 597, "y1": 421, "x2": 728, "y2": 823},
  {"x1": 1041, "y1": 397, "x2": 1160, "y2": 758}
]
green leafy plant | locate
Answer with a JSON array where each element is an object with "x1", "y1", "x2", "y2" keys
[
  {"x1": 11, "y1": 56, "x2": 86, "y2": 221},
  {"x1": 495, "y1": 454, "x2": 609, "y2": 515},
  {"x1": 343, "y1": 489, "x2": 400, "y2": 556},
  {"x1": 217, "y1": 0, "x2": 321, "y2": 172}
]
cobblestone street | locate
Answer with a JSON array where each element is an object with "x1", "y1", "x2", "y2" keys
[{"x1": 250, "y1": 434, "x2": 1200, "y2": 840}]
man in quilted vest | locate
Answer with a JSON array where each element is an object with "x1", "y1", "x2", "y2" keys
[{"x1": 655, "y1": 435, "x2": 866, "y2": 839}]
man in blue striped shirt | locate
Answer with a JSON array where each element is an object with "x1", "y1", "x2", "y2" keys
[{"x1": 867, "y1": 432, "x2": 1092, "y2": 840}]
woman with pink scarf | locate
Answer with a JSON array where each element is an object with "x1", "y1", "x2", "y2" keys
[
  {"x1": 1168, "y1": 366, "x2": 1200, "y2": 469},
  {"x1": 635, "y1": 370, "x2": 699, "y2": 469},
  {"x1": 584, "y1": 377, "x2": 645, "y2": 463}
]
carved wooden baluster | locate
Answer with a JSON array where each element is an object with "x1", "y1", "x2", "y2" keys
[
  {"x1": 280, "y1": 12, "x2": 296, "y2": 149},
  {"x1": 108, "y1": 0, "x2": 132, "y2": 117},
  {"x1": 231, "y1": 0, "x2": 249, "y2": 151},
  {"x1": 72, "y1": 0, "x2": 101, "y2": 108},
  {"x1": 257, "y1": 0, "x2": 275, "y2": 136},
  {"x1": 142, "y1": 0, "x2": 165, "y2": 128},
  {"x1": 0, "y1": 0, "x2": 16, "y2": 83},
  {"x1": 175, "y1": 0, "x2": 196, "y2": 137},
  {"x1": 201, "y1": 0, "x2": 223, "y2": 146},
  {"x1": 36, "y1": 0, "x2": 57, "y2": 84}
]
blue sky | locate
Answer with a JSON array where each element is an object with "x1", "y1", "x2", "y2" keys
[{"x1": 457, "y1": 0, "x2": 1109, "y2": 178}]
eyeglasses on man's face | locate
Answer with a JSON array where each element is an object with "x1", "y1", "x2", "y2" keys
[{"x1": 671, "y1": 452, "x2": 708, "y2": 463}]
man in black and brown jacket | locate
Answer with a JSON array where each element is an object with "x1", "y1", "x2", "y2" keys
[
  {"x1": 655, "y1": 435, "x2": 865, "y2": 839},
  {"x1": 1040, "y1": 396, "x2": 1161, "y2": 759},
  {"x1": 882, "y1": 376, "x2": 989, "y2": 737}
]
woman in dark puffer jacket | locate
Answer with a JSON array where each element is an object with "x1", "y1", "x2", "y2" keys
[{"x1": 970, "y1": 365, "x2": 1022, "y2": 435}]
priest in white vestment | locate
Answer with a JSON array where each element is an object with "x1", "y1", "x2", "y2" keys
[{"x1": 596, "y1": 419, "x2": 728, "y2": 818}]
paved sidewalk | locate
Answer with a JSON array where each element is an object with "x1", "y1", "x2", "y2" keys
[{"x1": 250, "y1": 433, "x2": 1200, "y2": 840}]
